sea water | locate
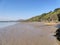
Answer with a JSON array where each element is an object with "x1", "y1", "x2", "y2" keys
[{"x1": 0, "y1": 22, "x2": 16, "y2": 28}]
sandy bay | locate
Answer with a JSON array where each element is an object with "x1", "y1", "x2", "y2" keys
[{"x1": 0, "y1": 22, "x2": 59, "y2": 45}]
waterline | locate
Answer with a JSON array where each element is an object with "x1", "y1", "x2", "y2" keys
[{"x1": 0, "y1": 22, "x2": 17, "y2": 28}]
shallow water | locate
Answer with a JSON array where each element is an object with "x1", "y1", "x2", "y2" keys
[{"x1": 0, "y1": 22, "x2": 17, "y2": 28}]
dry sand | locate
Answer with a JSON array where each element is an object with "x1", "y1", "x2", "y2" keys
[{"x1": 0, "y1": 22, "x2": 59, "y2": 45}]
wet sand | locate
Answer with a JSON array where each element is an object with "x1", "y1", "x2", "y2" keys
[{"x1": 0, "y1": 22, "x2": 58, "y2": 45}]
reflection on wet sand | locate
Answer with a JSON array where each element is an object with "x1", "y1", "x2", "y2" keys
[{"x1": 0, "y1": 22, "x2": 58, "y2": 45}]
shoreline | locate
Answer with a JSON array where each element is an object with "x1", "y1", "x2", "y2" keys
[{"x1": 0, "y1": 22, "x2": 58, "y2": 45}]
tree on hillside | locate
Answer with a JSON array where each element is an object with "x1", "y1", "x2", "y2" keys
[
  {"x1": 57, "y1": 14, "x2": 60, "y2": 21},
  {"x1": 54, "y1": 8, "x2": 60, "y2": 12},
  {"x1": 26, "y1": 8, "x2": 60, "y2": 22}
]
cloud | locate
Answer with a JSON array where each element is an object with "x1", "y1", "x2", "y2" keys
[
  {"x1": 0, "y1": 16, "x2": 22, "y2": 21},
  {"x1": 0, "y1": 16, "x2": 16, "y2": 21},
  {"x1": 0, "y1": 16, "x2": 10, "y2": 21}
]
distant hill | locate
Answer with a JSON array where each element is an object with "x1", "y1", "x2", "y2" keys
[
  {"x1": 17, "y1": 19, "x2": 25, "y2": 22},
  {"x1": 26, "y1": 8, "x2": 60, "y2": 22},
  {"x1": 0, "y1": 19, "x2": 25, "y2": 22}
]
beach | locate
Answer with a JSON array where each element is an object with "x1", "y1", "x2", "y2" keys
[{"x1": 0, "y1": 22, "x2": 58, "y2": 45}]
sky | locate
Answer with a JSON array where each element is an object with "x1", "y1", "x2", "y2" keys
[{"x1": 0, "y1": 0, "x2": 60, "y2": 21}]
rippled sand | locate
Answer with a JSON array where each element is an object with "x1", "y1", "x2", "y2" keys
[{"x1": 0, "y1": 22, "x2": 58, "y2": 45}]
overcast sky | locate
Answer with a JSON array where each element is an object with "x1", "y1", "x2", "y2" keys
[{"x1": 0, "y1": 0, "x2": 60, "y2": 21}]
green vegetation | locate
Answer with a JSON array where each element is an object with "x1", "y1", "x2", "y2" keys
[{"x1": 26, "y1": 8, "x2": 60, "y2": 22}]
